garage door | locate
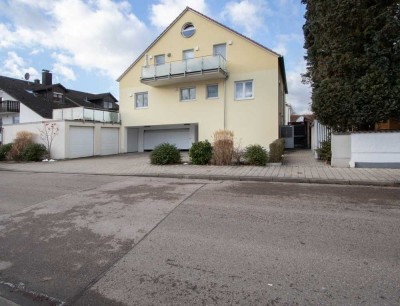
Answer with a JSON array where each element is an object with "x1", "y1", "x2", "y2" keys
[
  {"x1": 144, "y1": 129, "x2": 190, "y2": 150},
  {"x1": 69, "y1": 126, "x2": 94, "y2": 158},
  {"x1": 101, "y1": 128, "x2": 119, "y2": 155}
]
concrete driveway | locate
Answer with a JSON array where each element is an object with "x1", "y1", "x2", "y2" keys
[{"x1": 0, "y1": 172, "x2": 399, "y2": 305}]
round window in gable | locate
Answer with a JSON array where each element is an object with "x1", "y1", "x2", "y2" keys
[{"x1": 181, "y1": 23, "x2": 196, "y2": 38}]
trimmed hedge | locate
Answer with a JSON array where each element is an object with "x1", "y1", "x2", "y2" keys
[
  {"x1": 244, "y1": 144, "x2": 268, "y2": 166},
  {"x1": 269, "y1": 138, "x2": 285, "y2": 163},
  {"x1": 22, "y1": 143, "x2": 48, "y2": 161},
  {"x1": 189, "y1": 140, "x2": 213, "y2": 165},
  {"x1": 150, "y1": 143, "x2": 181, "y2": 165},
  {"x1": 0, "y1": 143, "x2": 13, "y2": 161}
]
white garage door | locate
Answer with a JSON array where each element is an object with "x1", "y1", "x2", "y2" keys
[
  {"x1": 69, "y1": 126, "x2": 94, "y2": 158},
  {"x1": 144, "y1": 129, "x2": 190, "y2": 150},
  {"x1": 101, "y1": 128, "x2": 119, "y2": 155}
]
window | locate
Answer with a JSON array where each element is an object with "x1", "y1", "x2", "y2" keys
[
  {"x1": 235, "y1": 80, "x2": 253, "y2": 100},
  {"x1": 183, "y1": 49, "x2": 194, "y2": 61},
  {"x1": 206, "y1": 84, "x2": 218, "y2": 99},
  {"x1": 155, "y1": 54, "x2": 165, "y2": 66},
  {"x1": 104, "y1": 101, "x2": 114, "y2": 109},
  {"x1": 180, "y1": 87, "x2": 196, "y2": 101},
  {"x1": 53, "y1": 92, "x2": 64, "y2": 103},
  {"x1": 13, "y1": 116, "x2": 20, "y2": 124},
  {"x1": 135, "y1": 92, "x2": 148, "y2": 108},
  {"x1": 181, "y1": 23, "x2": 195, "y2": 38},
  {"x1": 213, "y1": 44, "x2": 226, "y2": 59}
]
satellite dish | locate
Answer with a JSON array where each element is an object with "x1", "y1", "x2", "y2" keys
[{"x1": 24, "y1": 72, "x2": 30, "y2": 80}]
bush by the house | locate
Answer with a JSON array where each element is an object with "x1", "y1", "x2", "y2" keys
[
  {"x1": 189, "y1": 140, "x2": 213, "y2": 165},
  {"x1": 150, "y1": 143, "x2": 181, "y2": 165},
  {"x1": 0, "y1": 143, "x2": 13, "y2": 161},
  {"x1": 316, "y1": 138, "x2": 332, "y2": 162},
  {"x1": 244, "y1": 144, "x2": 268, "y2": 166},
  {"x1": 269, "y1": 138, "x2": 285, "y2": 163},
  {"x1": 21, "y1": 143, "x2": 48, "y2": 161},
  {"x1": 212, "y1": 130, "x2": 234, "y2": 165},
  {"x1": 7, "y1": 131, "x2": 34, "y2": 161}
]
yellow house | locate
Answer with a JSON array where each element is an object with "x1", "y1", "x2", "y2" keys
[{"x1": 118, "y1": 7, "x2": 288, "y2": 152}]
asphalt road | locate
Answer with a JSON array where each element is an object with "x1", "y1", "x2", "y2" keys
[{"x1": 0, "y1": 172, "x2": 399, "y2": 305}]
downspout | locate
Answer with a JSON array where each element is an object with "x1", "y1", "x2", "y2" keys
[{"x1": 223, "y1": 79, "x2": 227, "y2": 129}]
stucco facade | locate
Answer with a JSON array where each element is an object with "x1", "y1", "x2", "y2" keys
[{"x1": 118, "y1": 8, "x2": 287, "y2": 152}]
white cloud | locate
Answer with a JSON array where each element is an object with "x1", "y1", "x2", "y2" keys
[
  {"x1": 150, "y1": 0, "x2": 208, "y2": 29},
  {"x1": 221, "y1": 0, "x2": 270, "y2": 37},
  {"x1": 52, "y1": 63, "x2": 76, "y2": 81},
  {"x1": 2, "y1": 51, "x2": 40, "y2": 80},
  {"x1": 272, "y1": 33, "x2": 303, "y2": 56},
  {"x1": 0, "y1": 0, "x2": 152, "y2": 79},
  {"x1": 285, "y1": 59, "x2": 312, "y2": 114}
]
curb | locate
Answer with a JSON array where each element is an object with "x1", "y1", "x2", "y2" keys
[{"x1": 0, "y1": 168, "x2": 399, "y2": 187}]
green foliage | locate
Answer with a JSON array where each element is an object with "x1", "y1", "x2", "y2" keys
[
  {"x1": 302, "y1": 1, "x2": 400, "y2": 131},
  {"x1": 244, "y1": 145, "x2": 268, "y2": 166},
  {"x1": 269, "y1": 139, "x2": 285, "y2": 163},
  {"x1": 150, "y1": 143, "x2": 181, "y2": 165},
  {"x1": 316, "y1": 138, "x2": 332, "y2": 162},
  {"x1": 0, "y1": 143, "x2": 13, "y2": 161},
  {"x1": 189, "y1": 140, "x2": 213, "y2": 165},
  {"x1": 21, "y1": 143, "x2": 48, "y2": 161}
]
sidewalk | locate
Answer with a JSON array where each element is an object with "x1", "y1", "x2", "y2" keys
[{"x1": 0, "y1": 150, "x2": 399, "y2": 187}]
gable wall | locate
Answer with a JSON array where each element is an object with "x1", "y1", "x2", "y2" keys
[{"x1": 119, "y1": 10, "x2": 281, "y2": 150}]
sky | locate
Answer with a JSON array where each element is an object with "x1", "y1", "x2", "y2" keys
[{"x1": 0, "y1": 0, "x2": 311, "y2": 114}]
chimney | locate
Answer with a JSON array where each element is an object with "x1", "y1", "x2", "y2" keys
[{"x1": 42, "y1": 69, "x2": 52, "y2": 86}]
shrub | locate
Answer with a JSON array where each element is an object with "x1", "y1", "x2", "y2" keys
[
  {"x1": 8, "y1": 131, "x2": 34, "y2": 161},
  {"x1": 316, "y1": 138, "x2": 332, "y2": 162},
  {"x1": 212, "y1": 130, "x2": 234, "y2": 165},
  {"x1": 232, "y1": 143, "x2": 244, "y2": 165},
  {"x1": 150, "y1": 143, "x2": 181, "y2": 165},
  {"x1": 189, "y1": 140, "x2": 213, "y2": 165},
  {"x1": 269, "y1": 138, "x2": 285, "y2": 163},
  {"x1": 244, "y1": 144, "x2": 268, "y2": 166},
  {"x1": 21, "y1": 143, "x2": 48, "y2": 161},
  {"x1": 0, "y1": 143, "x2": 13, "y2": 161}
]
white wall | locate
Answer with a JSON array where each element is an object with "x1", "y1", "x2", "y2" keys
[
  {"x1": 331, "y1": 134, "x2": 351, "y2": 168},
  {"x1": 3, "y1": 120, "x2": 121, "y2": 159},
  {"x1": 19, "y1": 104, "x2": 46, "y2": 123},
  {"x1": 3, "y1": 121, "x2": 67, "y2": 159},
  {"x1": 350, "y1": 132, "x2": 400, "y2": 168},
  {"x1": 331, "y1": 132, "x2": 400, "y2": 168}
]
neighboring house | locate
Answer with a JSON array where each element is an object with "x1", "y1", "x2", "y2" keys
[
  {"x1": 118, "y1": 7, "x2": 288, "y2": 152},
  {"x1": 0, "y1": 70, "x2": 120, "y2": 159}
]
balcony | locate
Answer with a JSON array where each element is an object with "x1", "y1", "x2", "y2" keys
[
  {"x1": 0, "y1": 100, "x2": 20, "y2": 114},
  {"x1": 53, "y1": 107, "x2": 120, "y2": 124},
  {"x1": 141, "y1": 55, "x2": 228, "y2": 87}
]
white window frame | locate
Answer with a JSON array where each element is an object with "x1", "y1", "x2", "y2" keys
[
  {"x1": 154, "y1": 54, "x2": 165, "y2": 66},
  {"x1": 213, "y1": 43, "x2": 227, "y2": 59},
  {"x1": 135, "y1": 92, "x2": 148, "y2": 109},
  {"x1": 180, "y1": 87, "x2": 196, "y2": 101},
  {"x1": 235, "y1": 80, "x2": 254, "y2": 100},
  {"x1": 206, "y1": 84, "x2": 219, "y2": 99},
  {"x1": 183, "y1": 49, "x2": 194, "y2": 61}
]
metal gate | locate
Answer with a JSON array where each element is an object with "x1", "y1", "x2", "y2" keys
[{"x1": 280, "y1": 125, "x2": 294, "y2": 149}]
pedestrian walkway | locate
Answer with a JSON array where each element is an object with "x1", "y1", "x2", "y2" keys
[{"x1": 0, "y1": 150, "x2": 399, "y2": 187}]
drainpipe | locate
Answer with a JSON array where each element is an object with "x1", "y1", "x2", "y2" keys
[{"x1": 223, "y1": 79, "x2": 227, "y2": 129}]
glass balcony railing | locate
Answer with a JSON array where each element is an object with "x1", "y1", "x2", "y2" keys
[
  {"x1": 141, "y1": 55, "x2": 228, "y2": 85},
  {"x1": 53, "y1": 107, "x2": 120, "y2": 124}
]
